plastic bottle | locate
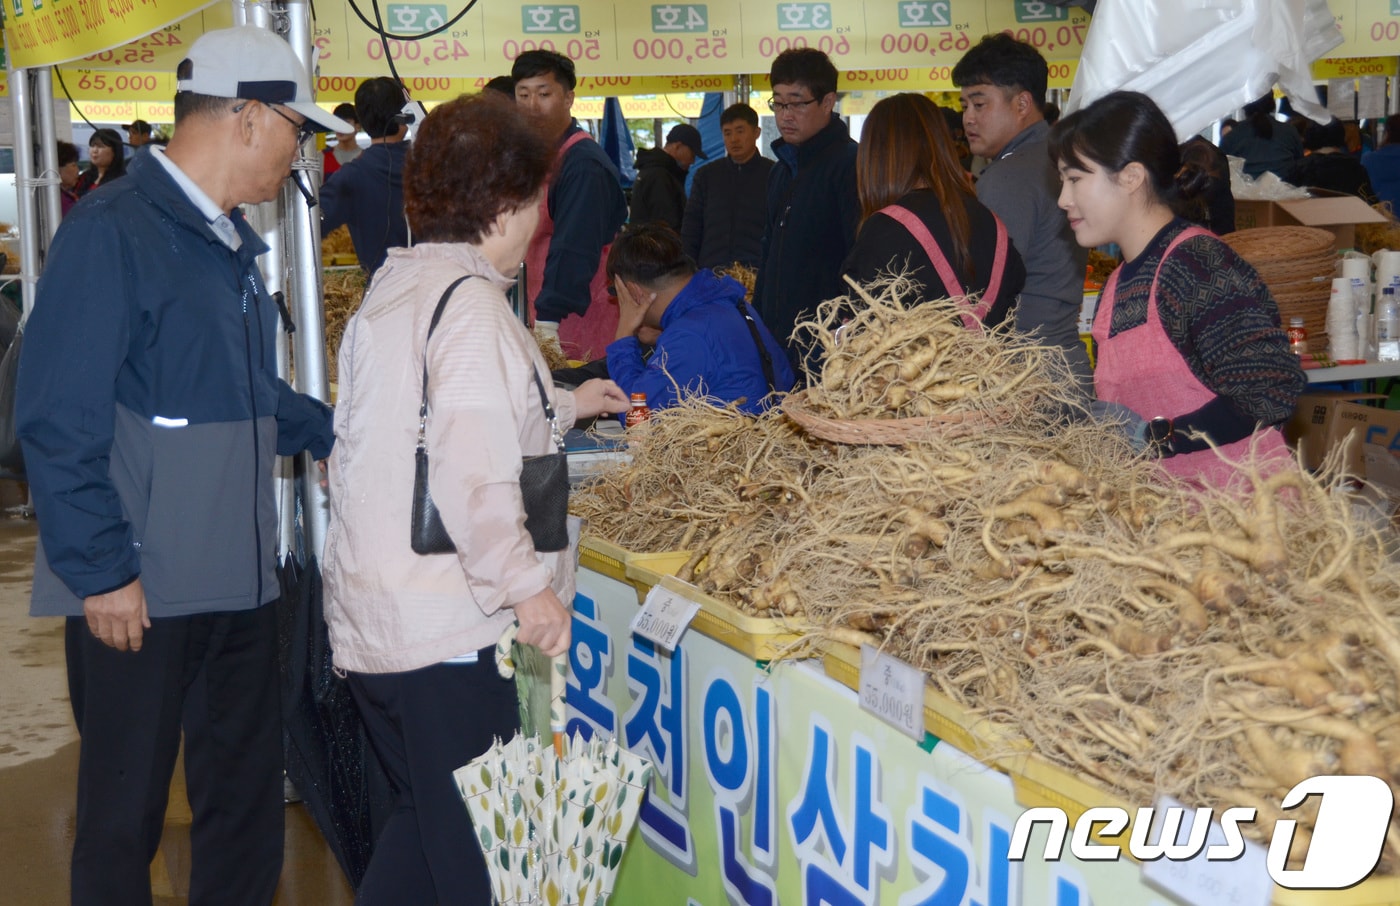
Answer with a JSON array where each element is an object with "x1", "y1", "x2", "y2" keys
[
  {"x1": 625, "y1": 392, "x2": 651, "y2": 428},
  {"x1": 1379, "y1": 287, "x2": 1400, "y2": 362},
  {"x1": 1380, "y1": 287, "x2": 1400, "y2": 342},
  {"x1": 1286, "y1": 317, "x2": 1308, "y2": 356}
]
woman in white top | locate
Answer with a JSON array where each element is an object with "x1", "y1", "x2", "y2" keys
[{"x1": 322, "y1": 92, "x2": 627, "y2": 903}]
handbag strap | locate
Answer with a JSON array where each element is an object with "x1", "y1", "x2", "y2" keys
[
  {"x1": 419, "y1": 276, "x2": 475, "y2": 451},
  {"x1": 418, "y1": 275, "x2": 564, "y2": 454}
]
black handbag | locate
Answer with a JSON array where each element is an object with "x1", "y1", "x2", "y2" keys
[{"x1": 411, "y1": 277, "x2": 570, "y2": 555}]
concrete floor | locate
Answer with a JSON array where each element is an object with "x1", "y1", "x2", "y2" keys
[{"x1": 0, "y1": 501, "x2": 355, "y2": 905}]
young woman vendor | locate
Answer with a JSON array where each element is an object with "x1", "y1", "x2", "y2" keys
[{"x1": 1049, "y1": 91, "x2": 1305, "y2": 488}]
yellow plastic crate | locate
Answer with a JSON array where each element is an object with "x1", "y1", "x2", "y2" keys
[
  {"x1": 819, "y1": 639, "x2": 1024, "y2": 765},
  {"x1": 624, "y1": 551, "x2": 695, "y2": 604},
  {"x1": 579, "y1": 535, "x2": 630, "y2": 583},
  {"x1": 653, "y1": 574, "x2": 809, "y2": 661}
]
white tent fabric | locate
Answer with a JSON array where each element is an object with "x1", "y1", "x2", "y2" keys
[{"x1": 1064, "y1": 0, "x2": 1343, "y2": 140}]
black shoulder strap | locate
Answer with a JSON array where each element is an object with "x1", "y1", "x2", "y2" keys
[
  {"x1": 418, "y1": 276, "x2": 562, "y2": 451},
  {"x1": 418, "y1": 276, "x2": 474, "y2": 440},
  {"x1": 734, "y1": 298, "x2": 777, "y2": 393}
]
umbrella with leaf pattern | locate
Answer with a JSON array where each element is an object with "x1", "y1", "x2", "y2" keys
[{"x1": 453, "y1": 628, "x2": 653, "y2": 905}]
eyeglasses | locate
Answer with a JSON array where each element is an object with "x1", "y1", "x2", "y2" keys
[
  {"x1": 267, "y1": 103, "x2": 316, "y2": 146},
  {"x1": 235, "y1": 100, "x2": 316, "y2": 146},
  {"x1": 767, "y1": 97, "x2": 819, "y2": 114}
]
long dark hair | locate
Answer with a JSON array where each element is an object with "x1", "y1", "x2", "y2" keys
[
  {"x1": 1242, "y1": 93, "x2": 1276, "y2": 140},
  {"x1": 1048, "y1": 91, "x2": 1209, "y2": 214},
  {"x1": 88, "y1": 128, "x2": 127, "y2": 178},
  {"x1": 857, "y1": 93, "x2": 975, "y2": 280}
]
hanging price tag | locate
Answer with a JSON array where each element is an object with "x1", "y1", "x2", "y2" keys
[
  {"x1": 1141, "y1": 795, "x2": 1272, "y2": 906},
  {"x1": 858, "y1": 644, "x2": 923, "y2": 740},
  {"x1": 630, "y1": 584, "x2": 702, "y2": 651}
]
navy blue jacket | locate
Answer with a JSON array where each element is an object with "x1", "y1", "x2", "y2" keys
[
  {"x1": 17, "y1": 153, "x2": 334, "y2": 617},
  {"x1": 753, "y1": 115, "x2": 860, "y2": 358},
  {"x1": 321, "y1": 141, "x2": 409, "y2": 276},
  {"x1": 535, "y1": 123, "x2": 628, "y2": 324},
  {"x1": 605, "y1": 269, "x2": 795, "y2": 413}
]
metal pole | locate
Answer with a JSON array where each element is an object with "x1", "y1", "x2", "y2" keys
[
  {"x1": 284, "y1": 0, "x2": 332, "y2": 556},
  {"x1": 33, "y1": 69, "x2": 61, "y2": 250},
  {"x1": 735, "y1": 74, "x2": 750, "y2": 107},
  {"x1": 9, "y1": 69, "x2": 39, "y2": 319}
]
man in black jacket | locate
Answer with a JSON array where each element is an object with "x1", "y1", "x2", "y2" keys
[
  {"x1": 321, "y1": 76, "x2": 410, "y2": 276},
  {"x1": 681, "y1": 103, "x2": 773, "y2": 270},
  {"x1": 629, "y1": 122, "x2": 705, "y2": 230},
  {"x1": 752, "y1": 48, "x2": 860, "y2": 365}
]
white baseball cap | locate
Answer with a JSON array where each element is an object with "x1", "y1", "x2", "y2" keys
[{"x1": 176, "y1": 26, "x2": 353, "y2": 134}]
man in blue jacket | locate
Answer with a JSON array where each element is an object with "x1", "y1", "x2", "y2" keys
[
  {"x1": 752, "y1": 48, "x2": 860, "y2": 367},
  {"x1": 320, "y1": 76, "x2": 410, "y2": 276},
  {"x1": 606, "y1": 223, "x2": 794, "y2": 413},
  {"x1": 16, "y1": 27, "x2": 343, "y2": 904}
]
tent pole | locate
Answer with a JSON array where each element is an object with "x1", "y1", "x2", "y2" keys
[
  {"x1": 284, "y1": 0, "x2": 333, "y2": 557},
  {"x1": 33, "y1": 69, "x2": 62, "y2": 251},
  {"x1": 9, "y1": 68, "x2": 39, "y2": 319}
]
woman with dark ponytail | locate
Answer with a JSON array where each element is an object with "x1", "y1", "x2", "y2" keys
[
  {"x1": 1220, "y1": 93, "x2": 1304, "y2": 179},
  {"x1": 1049, "y1": 91, "x2": 1304, "y2": 489}
]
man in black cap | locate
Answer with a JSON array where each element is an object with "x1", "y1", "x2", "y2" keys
[
  {"x1": 629, "y1": 121, "x2": 706, "y2": 231},
  {"x1": 123, "y1": 118, "x2": 153, "y2": 149}
]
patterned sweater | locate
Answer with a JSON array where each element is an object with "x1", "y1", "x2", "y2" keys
[{"x1": 1106, "y1": 219, "x2": 1305, "y2": 449}]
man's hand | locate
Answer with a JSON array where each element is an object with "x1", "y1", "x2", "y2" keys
[
  {"x1": 513, "y1": 587, "x2": 571, "y2": 657},
  {"x1": 84, "y1": 578, "x2": 150, "y2": 652},
  {"x1": 613, "y1": 282, "x2": 653, "y2": 341},
  {"x1": 573, "y1": 378, "x2": 630, "y2": 419}
]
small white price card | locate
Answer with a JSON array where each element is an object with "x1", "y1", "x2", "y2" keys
[
  {"x1": 858, "y1": 644, "x2": 924, "y2": 741},
  {"x1": 1141, "y1": 794, "x2": 1272, "y2": 906},
  {"x1": 630, "y1": 584, "x2": 702, "y2": 651}
]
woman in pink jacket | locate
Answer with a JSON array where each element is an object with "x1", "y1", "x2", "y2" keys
[{"x1": 323, "y1": 93, "x2": 627, "y2": 903}]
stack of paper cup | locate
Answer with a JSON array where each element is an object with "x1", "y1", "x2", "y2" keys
[
  {"x1": 1329, "y1": 277, "x2": 1360, "y2": 360},
  {"x1": 1341, "y1": 255, "x2": 1373, "y2": 311},
  {"x1": 1375, "y1": 250, "x2": 1400, "y2": 296}
]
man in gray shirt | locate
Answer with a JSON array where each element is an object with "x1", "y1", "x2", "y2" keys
[{"x1": 954, "y1": 34, "x2": 1091, "y2": 391}]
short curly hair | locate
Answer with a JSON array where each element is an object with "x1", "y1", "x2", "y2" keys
[{"x1": 404, "y1": 93, "x2": 553, "y2": 244}]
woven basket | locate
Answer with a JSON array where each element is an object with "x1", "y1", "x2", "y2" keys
[
  {"x1": 1222, "y1": 226, "x2": 1336, "y2": 262},
  {"x1": 782, "y1": 390, "x2": 1002, "y2": 446}
]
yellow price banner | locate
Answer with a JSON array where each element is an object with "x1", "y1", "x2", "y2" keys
[
  {"x1": 1310, "y1": 55, "x2": 1398, "y2": 79},
  {"x1": 1328, "y1": 0, "x2": 1400, "y2": 57},
  {"x1": 58, "y1": 68, "x2": 177, "y2": 99},
  {"x1": 1, "y1": 0, "x2": 217, "y2": 69}
]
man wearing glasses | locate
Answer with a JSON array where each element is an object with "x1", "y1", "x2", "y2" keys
[
  {"x1": 17, "y1": 26, "x2": 344, "y2": 904},
  {"x1": 752, "y1": 47, "x2": 860, "y2": 369}
]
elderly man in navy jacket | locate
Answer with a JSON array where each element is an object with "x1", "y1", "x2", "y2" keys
[{"x1": 16, "y1": 27, "x2": 342, "y2": 905}]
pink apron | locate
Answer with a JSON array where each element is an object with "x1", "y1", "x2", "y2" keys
[
  {"x1": 525, "y1": 129, "x2": 618, "y2": 361},
  {"x1": 1092, "y1": 226, "x2": 1291, "y2": 489},
  {"x1": 878, "y1": 204, "x2": 1010, "y2": 331}
]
